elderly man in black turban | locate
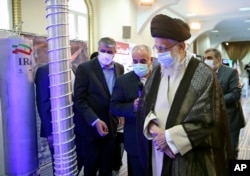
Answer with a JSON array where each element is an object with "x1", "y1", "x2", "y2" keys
[{"x1": 136, "y1": 14, "x2": 232, "y2": 176}]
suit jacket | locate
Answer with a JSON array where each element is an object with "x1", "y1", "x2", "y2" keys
[
  {"x1": 110, "y1": 71, "x2": 140, "y2": 156},
  {"x1": 73, "y1": 58, "x2": 124, "y2": 138},
  {"x1": 217, "y1": 65, "x2": 245, "y2": 131},
  {"x1": 35, "y1": 64, "x2": 52, "y2": 138}
]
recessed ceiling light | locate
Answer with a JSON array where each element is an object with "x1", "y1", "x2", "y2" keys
[
  {"x1": 190, "y1": 22, "x2": 201, "y2": 30},
  {"x1": 186, "y1": 13, "x2": 197, "y2": 17},
  {"x1": 211, "y1": 30, "x2": 218, "y2": 33},
  {"x1": 239, "y1": 7, "x2": 250, "y2": 11},
  {"x1": 139, "y1": 0, "x2": 154, "y2": 6}
]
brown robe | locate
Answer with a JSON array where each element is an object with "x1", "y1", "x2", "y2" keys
[{"x1": 137, "y1": 57, "x2": 232, "y2": 176}]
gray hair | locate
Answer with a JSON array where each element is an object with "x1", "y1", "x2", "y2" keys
[
  {"x1": 98, "y1": 37, "x2": 116, "y2": 48},
  {"x1": 132, "y1": 44, "x2": 152, "y2": 56},
  {"x1": 204, "y1": 48, "x2": 222, "y2": 59}
]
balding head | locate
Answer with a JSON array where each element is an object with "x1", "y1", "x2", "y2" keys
[
  {"x1": 132, "y1": 45, "x2": 151, "y2": 57},
  {"x1": 132, "y1": 44, "x2": 153, "y2": 78}
]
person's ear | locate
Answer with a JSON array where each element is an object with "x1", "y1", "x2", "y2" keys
[
  {"x1": 178, "y1": 42, "x2": 186, "y2": 50},
  {"x1": 150, "y1": 57, "x2": 154, "y2": 62}
]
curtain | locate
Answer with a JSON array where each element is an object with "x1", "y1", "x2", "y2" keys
[{"x1": 222, "y1": 41, "x2": 250, "y2": 62}]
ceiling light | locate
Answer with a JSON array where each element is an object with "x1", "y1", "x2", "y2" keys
[
  {"x1": 245, "y1": 19, "x2": 250, "y2": 23},
  {"x1": 248, "y1": 28, "x2": 250, "y2": 31},
  {"x1": 211, "y1": 30, "x2": 219, "y2": 33},
  {"x1": 239, "y1": 7, "x2": 250, "y2": 11},
  {"x1": 139, "y1": 0, "x2": 154, "y2": 6},
  {"x1": 186, "y1": 13, "x2": 197, "y2": 17},
  {"x1": 190, "y1": 22, "x2": 201, "y2": 30}
]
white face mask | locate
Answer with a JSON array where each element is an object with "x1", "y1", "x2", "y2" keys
[
  {"x1": 204, "y1": 60, "x2": 215, "y2": 69},
  {"x1": 133, "y1": 63, "x2": 149, "y2": 77},
  {"x1": 98, "y1": 52, "x2": 113, "y2": 66},
  {"x1": 157, "y1": 51, "x2": 176, "y2": 68}
]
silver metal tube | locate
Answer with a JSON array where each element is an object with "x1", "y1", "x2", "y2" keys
[
  {"x1": 45, "y1": 0, "x2": 78, "y2": 175},
  {"x1": 0, "y1": 37, "x2": 39, "y2": 175}
]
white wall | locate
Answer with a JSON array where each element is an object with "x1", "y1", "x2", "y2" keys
[
  {"x1": 0, "y1": 0, "x2": 12, "y2": 30},
  {"x1": 19, "y1": 0, "x2": 209, "y2": 54},
  {"x1": 93, "y1": 0, "x2": 154, "y2": 50},
  {"x1": 20, "y1": 0, "x2": 155, "y2": 51},
  {"x1": 22, "y1": 0, "x2": 47, "y2": 36},
  {"x1": 196, "y1": 34, "x2": 211, "y2": 55},
  {"x1": 16, "y1": 0, "x2": 250, "y2": 58}
]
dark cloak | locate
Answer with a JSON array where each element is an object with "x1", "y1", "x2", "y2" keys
[{"x1": 136, "y1": 57, "x2": 232, "y2": 176}]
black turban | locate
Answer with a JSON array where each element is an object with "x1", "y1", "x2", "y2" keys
[{"x1": 151, "y1": 14, "x2": 191, "y2": 42}]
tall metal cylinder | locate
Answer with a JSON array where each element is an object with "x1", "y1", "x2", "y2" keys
[
  {"x1": 0, "y1": 37, "x2": 38, "y2": 175},
  {"x1": 45, "y1": 0, "x2": 78, "y2": 175}
]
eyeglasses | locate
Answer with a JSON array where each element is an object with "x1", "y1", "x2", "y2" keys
[
  {"x1": 153, "y1": 42, "x2": 179, "y2": 53},
  {"x1": 99, "y1": 49, "x2": 113, "y2": 54},
  {"x1": 133, "y1": 59, "x2": 148, "y2": 64},
  {"x1": 203, "y1": 56, "x2": 213, "y2": 60}
]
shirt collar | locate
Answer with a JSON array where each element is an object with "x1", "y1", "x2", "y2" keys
[{"x1": 98, "y1": 60, "x2": 115, "y2": 70}]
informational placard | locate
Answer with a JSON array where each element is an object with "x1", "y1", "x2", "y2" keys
[{"x1": 114, "y1": 41, "x2": 135, "y2": 73}]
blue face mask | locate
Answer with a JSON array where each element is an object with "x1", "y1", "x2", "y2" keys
[
  {"x1": 133, "y1": 63, "x2": 149, "y2": 77},
  {"x1": 98, "y1": 52, "x2": 113, "y2": 66},
  {"x1": 157, "y1": 51, "x2": 176, "y2": 68}
]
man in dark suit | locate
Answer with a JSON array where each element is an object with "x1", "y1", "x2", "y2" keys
[
  {"x1": 110, "y1": 44, "x2": 152, "y2": 176},
  {"x1": 73, "y1": 37, "x2": 124, "y2": 176},
  {"x1": 35, "y1": 64, "x2": 54, "y2": 158},
  {"x1": 204, "y1": 48, "x2": 245, "y2": 159}
]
